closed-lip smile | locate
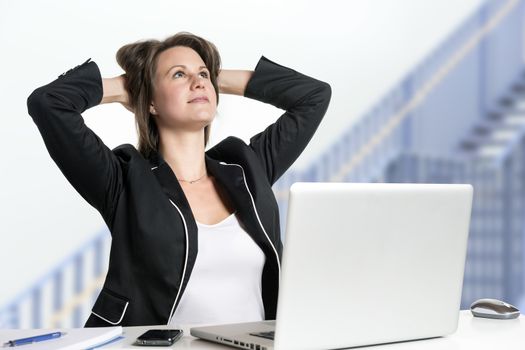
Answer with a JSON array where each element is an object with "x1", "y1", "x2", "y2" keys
[{"x1": 188, "y1": 96, "x2": 209, "y2": 103}]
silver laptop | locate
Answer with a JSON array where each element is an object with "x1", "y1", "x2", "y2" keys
[{"x1": 191, "y1": 182, "x2": 473, "y2": 350}]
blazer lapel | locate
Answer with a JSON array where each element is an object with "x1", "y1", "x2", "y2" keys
[
  {"x1": 148, "y1": 150, "x2": 198, "y2": 285},
  {"x1": 206, "y1": 156, "x2": 273, "y2": 253}
]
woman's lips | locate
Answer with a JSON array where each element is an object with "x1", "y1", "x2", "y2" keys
[{"x1": 188, "y1": 97, "x2": 209, "y2": 103}]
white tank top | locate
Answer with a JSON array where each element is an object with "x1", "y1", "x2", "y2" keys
[{"x1": 169, "y1": 212, "x2": 266, "y2": 326}]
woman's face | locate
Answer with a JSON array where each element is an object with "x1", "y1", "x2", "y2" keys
[{"x1": 151, "y1": 46, "x2": 217, "y2": 132}]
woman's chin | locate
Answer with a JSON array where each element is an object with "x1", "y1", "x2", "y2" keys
[{"x1": 193, "y1": 113, "x2": 215, "y2": 124}]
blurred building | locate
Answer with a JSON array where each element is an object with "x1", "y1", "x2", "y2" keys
[{"x1": 275, "y1": 0, "x2": 525, "y2": 310}]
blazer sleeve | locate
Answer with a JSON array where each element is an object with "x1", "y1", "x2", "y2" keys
[
  {"x1": 244, "y1": 56, "x2": 331, "y2": 185},
  {"x1": 27, "y1": 59, "x2": 122, "y2": 224}
]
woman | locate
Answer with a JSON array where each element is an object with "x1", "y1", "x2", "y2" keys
[{"x1": 27, "y1": 32, "x2": 331, "y2": 327}]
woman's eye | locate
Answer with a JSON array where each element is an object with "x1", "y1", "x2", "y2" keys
[
  {"x1": 173, "y1": 71, "x2": 185, "y2": 78},
  {"x1": 200, "y1": 71, "x2": 209, "y2": 78}
]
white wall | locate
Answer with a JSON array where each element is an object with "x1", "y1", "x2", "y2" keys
[{"x1": 0, "y1": 0, "x2": 483, "y2": 305}]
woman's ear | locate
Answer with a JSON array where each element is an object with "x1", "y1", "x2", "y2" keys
[{"x1": 150, "y1": 104, "x2": 157, "y2": 115}]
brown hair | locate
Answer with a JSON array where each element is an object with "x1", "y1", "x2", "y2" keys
[{"x1": 116, "y1": 32, "x2": 221, "y2": 158}]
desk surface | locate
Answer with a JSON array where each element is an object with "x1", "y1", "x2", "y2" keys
[
  {"x1": 105, "y1": 310, "x2": 524, "y2": 349},
  {"x1": 1, "y1": 311, "x2": 522, "y2": 349}
]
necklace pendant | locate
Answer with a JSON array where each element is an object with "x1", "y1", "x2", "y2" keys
[{"x1": 177, "y1": 172, "x2": 206, "y2": 184}]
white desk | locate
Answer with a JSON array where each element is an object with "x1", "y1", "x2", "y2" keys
[
  {"x1": 1, "y1": 311, "x2": 522, "y2": 349},
  {"x1": 106, "y1": 311, "x2": 525, "y2": 349}
]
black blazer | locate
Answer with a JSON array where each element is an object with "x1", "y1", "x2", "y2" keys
[{"x1": 27, "y1": 56, "x2": 331, "y2": 327}]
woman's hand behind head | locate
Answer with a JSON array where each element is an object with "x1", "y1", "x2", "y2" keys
[
  {"x1": 118, "y1": 74, "x2": 133, "y2": 113},
  {"x1": 101, "y1": 74, "x2": 132, "y2": 113}
]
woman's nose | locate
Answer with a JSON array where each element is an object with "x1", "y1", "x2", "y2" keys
[{"x1": 190, "y1": 74, "x2": 205, "y2": 90}]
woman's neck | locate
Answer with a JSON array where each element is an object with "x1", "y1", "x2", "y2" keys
[{"x1": 158, "y1": 129, "x2": 207, "y2": 182}]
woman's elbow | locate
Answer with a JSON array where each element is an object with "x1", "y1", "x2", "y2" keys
[
  {"x1": 315, "y1": 81, "x2": 332, "y2": 115},
  {"x1": 27, "y1": 87, "x2": 52, "y2": 122},
  {"x1": 321, "y1": 81, "x2": 332, "y2": 104}
]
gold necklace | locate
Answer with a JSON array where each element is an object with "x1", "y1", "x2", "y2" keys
[{"x1": 177, "y1": 172, "x2": 207, "y2": 184}]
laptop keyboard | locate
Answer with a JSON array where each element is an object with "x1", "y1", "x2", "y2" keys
[{"x1": 249, "y1": 331, "x2": 275, "y2": 340}]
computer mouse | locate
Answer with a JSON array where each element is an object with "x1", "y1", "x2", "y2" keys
[{"x1": 470, "y1": 298, "x2": 520, "y2": 319}]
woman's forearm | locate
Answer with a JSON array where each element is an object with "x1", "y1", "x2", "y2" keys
[
  {"x1": 218, "y1": 70, "x2": 254, "y2": 96},
  {"x1": 101, "y1": 76, "x2": 128, "y2": 105}
]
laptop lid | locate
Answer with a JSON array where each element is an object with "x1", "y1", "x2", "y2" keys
[
  {"x1": 273, "y1": 182, "x2": 472, "y2": 350},
  {"x1": 190, "y1": 183, "x2": 473, "y2": 350}
]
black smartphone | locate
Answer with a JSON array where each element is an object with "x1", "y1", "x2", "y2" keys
[{"x1": 134, "y1": 329, "x2": 183, "y2": 346}]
